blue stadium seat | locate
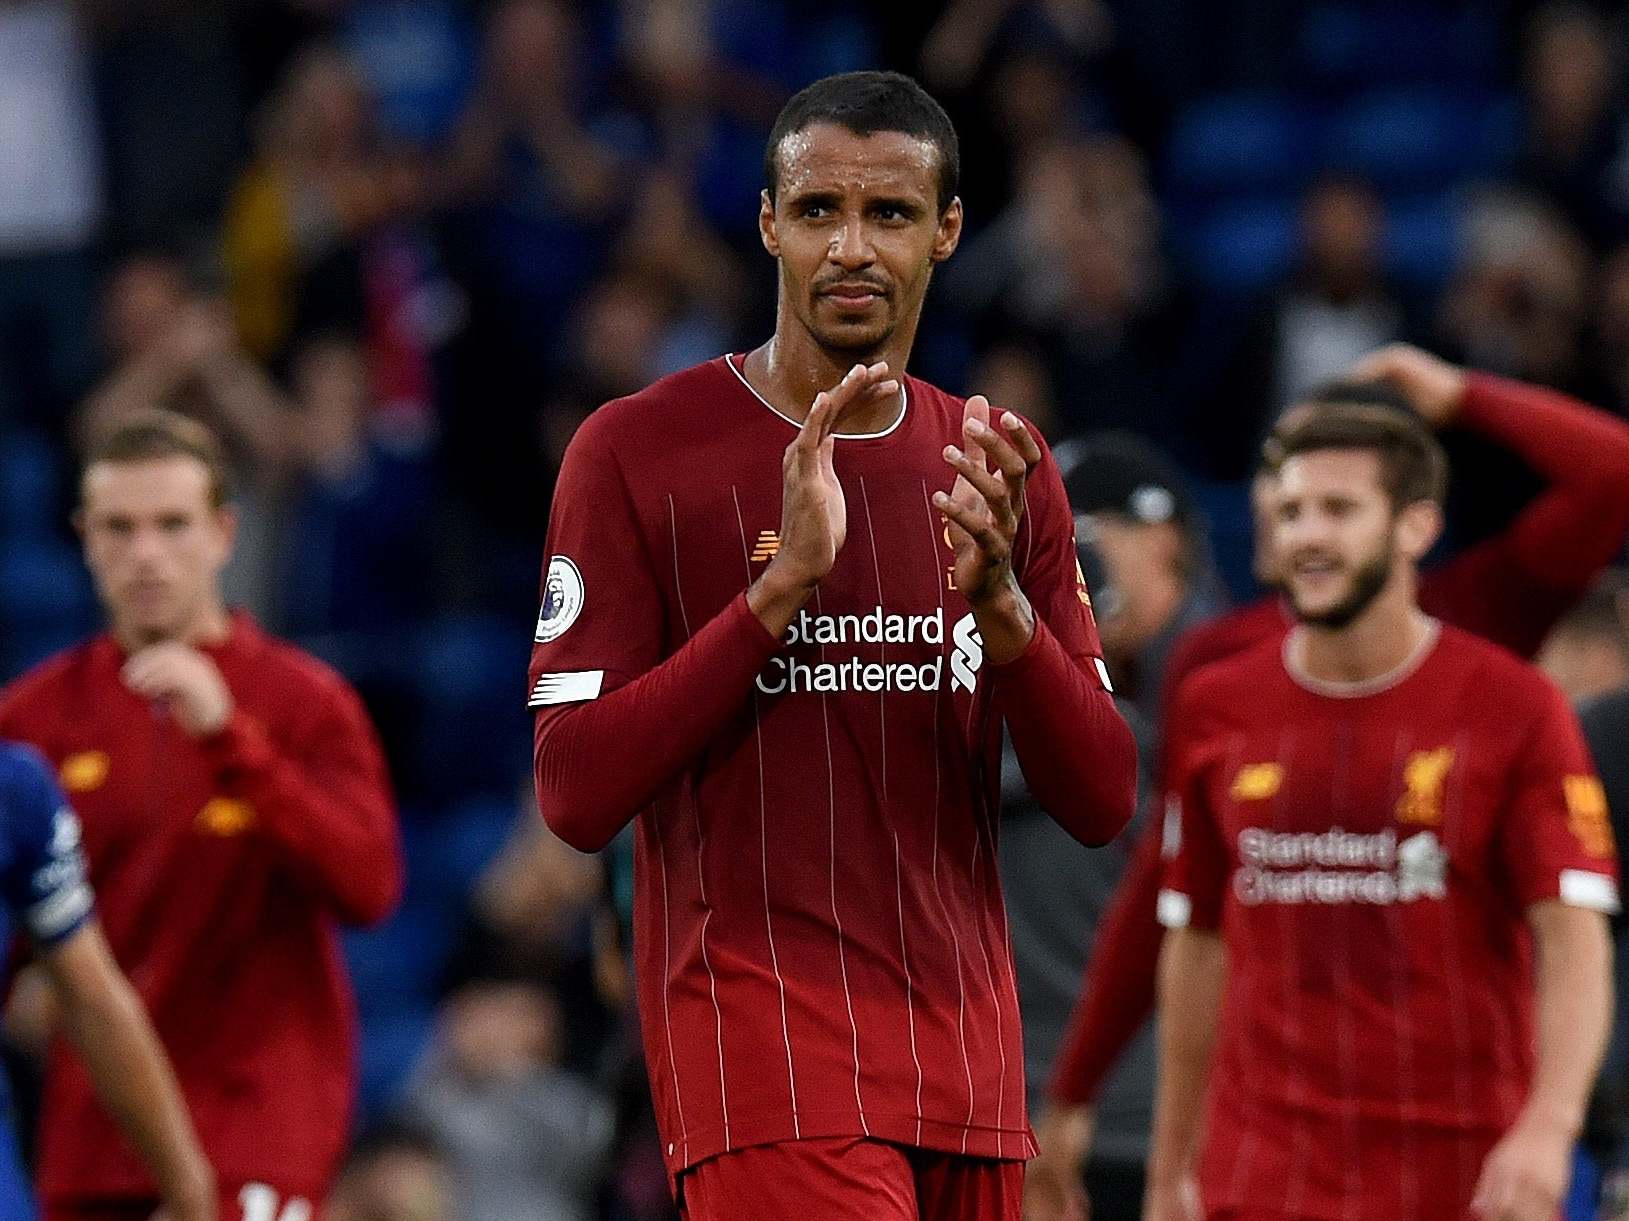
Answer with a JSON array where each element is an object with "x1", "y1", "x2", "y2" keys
[
  {"x1": 408, "y1": 615, "x2": 532, "y2": 799},
  {"x1": 1325, "y1": 89, "x2": 1488, "y2": 190},
  {"x1": 1183, "y1": 200, "x2": 1300, "y2": 294},
  {"x1": 354, "y1": 1006, "x2": 435, "y2": 1119},
  {"x1": 1384, "y1": 193, "x2": 1462, "y2": 287},
  {"x1": 405, "y1": 795, "x2": 516, "y2": 905},
  {"x1": 0, "y1": 429, "x2": 61, "y2": 539},
  {"x1": 343, "y1": 898, "x2": 458, "y2": 1014},
  {"x1": 0, "y1": 538, "x2": 95, "y2": 625},
  {"x1": 1165, "y1": 93, "x2": 1310, "y2": 199},
  {"x1": 1297, "y1": 2, "x2": 1499, "y2": 90}
]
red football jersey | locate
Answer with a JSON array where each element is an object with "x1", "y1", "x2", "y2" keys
[
  {"x1": 527, "y1": 356, "x2": 1132, "y2": 1183},
  {"x1": 0, "y1": 614, "x2": 402, "y2": 1204},
  {"x1": 1158, "y1": 624, "x2": 1619, "y2": 1220},
  {"x1": 1049, "y1": 370, "x2": 1629, "y2": 1112}
]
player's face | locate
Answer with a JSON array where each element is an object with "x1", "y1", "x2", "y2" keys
[
  {"x1": 1272, "y1": 449, "x2": 1400, "y2": 628},
  {"x1": 761, "y1": 123, "x2": 962, "y2": 354},
  {"x1": 78, "y1": 457, "x2": 235, "y2": 644}
]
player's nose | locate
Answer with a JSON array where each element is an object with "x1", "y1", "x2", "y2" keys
[{"x1": 827, "y1": 219, "x2": 875, "y2": 268}]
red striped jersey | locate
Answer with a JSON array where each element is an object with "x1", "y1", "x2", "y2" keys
[
  {"x1": 527, "y1": 355, "x2": 1121, "y2": 1183},
  {"x1": 1159, "y1": 623, "x2": 1619, "y2": 1220}
]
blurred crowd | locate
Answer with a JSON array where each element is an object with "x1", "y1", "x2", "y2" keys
[{"x1": 6, "y1": 0, "x2": 1629, "y2": 1218}]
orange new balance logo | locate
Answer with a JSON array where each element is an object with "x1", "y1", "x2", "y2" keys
[{"x1": 751, "y1": 530, "x2": 781, "y2": 563}]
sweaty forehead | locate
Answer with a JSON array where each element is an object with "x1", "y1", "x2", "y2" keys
[{"x1": 775, "y1": 123, "x2": 941, "y2": 202}]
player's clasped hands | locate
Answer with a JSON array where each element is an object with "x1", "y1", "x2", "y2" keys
[{"x1": 934, "y1": 393, "x2": 1042, "y2": 606}]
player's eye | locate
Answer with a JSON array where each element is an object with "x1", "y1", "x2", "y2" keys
[{"x1": 159, "y1": 515, "x2": 190, "y2": 533}]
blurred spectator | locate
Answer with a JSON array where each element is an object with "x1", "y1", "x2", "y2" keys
[
  {"x1": 1587, "y1": 243, "x2": 1629, "y2": 416},
  {"x1": 1272, "y1": 178, "x2": 1409, "y2": 409},
  {"x1": 83, "y1": 0, "x2": 244, "y2": 251},
  {"x1": 968, "y1": 341, "x2": 1060, "y2": 438},
  {"x1": 79, "y1": 253, "x2": 296, "y2": 619},
  {"x1": 0, "y1": 0, "x2": 102, "y2": 427},
  {"x1": 1210, "y1": 177, "x2": 1413, "y2": 478},
  {"x1": 949, "y1": 136, "x2": 1182, "y2": 440},
  {"x1": 325, "y1": 1120, "x2": 454, "y2": 1221},
  {"x1": 1439, "y1": 190, "x2": 1592, "y2": 393},
  {"x1": 223, "y1": 45, "x2": 390, "y2": 363},
  {"x1": 444, "y1": 0, "x2": 622, "y2": 345},
  {"x1": 276, "y1": 333, "x2": 435, "y2": 638},
  {"x1": 1058, "y1": 432, "x2": 1226, "y2": 718},
  {"x1": 406, "y1": 982, "x2": 614, "y2": 1221},
  {"x1": 1516, "y1": 2, "x2": 1629, "y2": 248},
  {"x1": 1537, "y1": 569, "x2": 1629, "y2": 703}
]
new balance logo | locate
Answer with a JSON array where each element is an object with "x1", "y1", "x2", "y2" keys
[{"x1": 751, "y1": 530, "x2": 781, "y2": 563}]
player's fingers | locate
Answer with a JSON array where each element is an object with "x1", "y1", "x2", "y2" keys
[
  {"x1": 933, "y1": 490, "x2": 1006, "y2": 555},
  {"x1": 1001, "y1": 410, "x2": 1044, "y2": 467},
  {"x1": 861, "y1": 377, "x2": 901, "y2": 405},
  {"x1": 966, "y1": 416, "x2": 1027, "y2": 485},
  {"x1": 962, "y1": 395, "x2": 992, "y2": 468},
  {"x1": 793, "y1": 392, "x2": 835, "y2": 456},
  {"x1": 943, "y1": 446, "x2": 1014, "y2": 523}
]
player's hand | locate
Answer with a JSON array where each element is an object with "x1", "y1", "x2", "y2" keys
[
  {"x1": 1024, "y1": 1104, "x2": 1094, "y2": 1221},
  {"x1": 1471, "y1": 1115, "x2": 1574, "y2": 1221},
  {"x1": 1342, "y1": 342, "x2": 1468, "y2": 429},
  {"x1": 935, "y1": 397, "x2": 1041, "y2": 607},
  {"x1": 1142, "y1": 1173, "x2": 1202, "y2": 1221},
  {"x1": 122, "y1": 643, "x2": 235, "y2": 738},
  {"x1": 751, "y1": 361, "x2": 898, "y2": 634}
]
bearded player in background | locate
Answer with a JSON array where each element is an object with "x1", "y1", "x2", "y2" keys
[
  {"x1": 0, "y1": 410, "x2": 402, "y2": 1221},
  {"x1": 527, "y1": 70, "x2": 1136, "y2": 1219},
  {"x1": 1031, "y1": 345, "x2": 1629, "y2": 1221},
  {"x1": 1146, "y1": 404, "x2": 1617, "y2": 1221}
]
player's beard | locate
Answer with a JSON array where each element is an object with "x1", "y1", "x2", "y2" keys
[{"x1": 1290, "y1": 541, "x2": 1393, "y2": 630}]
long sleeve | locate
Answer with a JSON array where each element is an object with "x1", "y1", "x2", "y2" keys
[
  {"x1": 201, "y1": 681, "x2": 402, "y2": 926},
  {"x1": 991, "y1": 620, "x2": 1137, "y2": 846},
  {"x1": 992, "y1": 436, "x2": 1137, "y2": 846},
  {"x1": 1047, "y1": 816, "x2": 1165, "y2": 1105},
  {"x1": 533, "y1": 593, "x2": 782, "y2": 852},
  {"x1": 526, "y1": 407, "x2": 786, "y2": 853},
  {"x1": 1425, "y1": 374, "x2": 1629, "y2": 655}
]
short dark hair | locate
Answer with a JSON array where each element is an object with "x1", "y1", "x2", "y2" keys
[
  {"x1": 82, "y1": 408, "x2": 231, "y2": 507},
  {"x1": 1265, "y1": 395, "x2": 1448, "y2": 509},
  {"x1": 764, "y1": 70, "x2": 960, "y2": 215}
]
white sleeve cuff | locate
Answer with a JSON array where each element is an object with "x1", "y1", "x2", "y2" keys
[
  {"x1": 1559, "y1": 869, "x2": 1620, "y2": 914},
  {"x1": 1157, "y1": 888, "x2": 1194, "y2": 929}
]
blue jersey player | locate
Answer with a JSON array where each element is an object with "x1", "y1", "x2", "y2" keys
[{"x1": 0, "y1": 741, "x2": 213, "y2": 1220}]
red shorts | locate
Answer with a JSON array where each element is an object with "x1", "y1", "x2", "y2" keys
[
  {"x1": 677, "y1": 1137, "x2": 1023, "y2": 1221},
  {"x1": 45, "y1": 1180, "x2": 318, "y2": 1221}
]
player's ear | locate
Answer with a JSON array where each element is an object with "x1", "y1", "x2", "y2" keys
[
  {"x1": 931, "y1": 197, "x2": 963, "y2": 263},
  {"x1": 211, "y1": 504, "x2": 238, "y2": 568},
  {"x1": 1396, "y1": 499, "x2": 1443, "y2": 562},
  {"x1": 759, "y1": 189, "x2": 779, "y2": 257}
]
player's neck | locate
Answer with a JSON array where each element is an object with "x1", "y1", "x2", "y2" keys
[
  {"x1": 747, "y1": 322, "x2": 916, "y2": 433},
  {"x1": 112, "y1": 602, "x2": 232, "y2": 655},
  {"x1": 1293, "y1": 583, "x2": 1432, "y2": 688}
]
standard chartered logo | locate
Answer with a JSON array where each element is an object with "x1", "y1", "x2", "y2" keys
[
  {"x1": 1232, "y1": 826, "x2": 1449, "y2": 907},
  {"x1": 949, "y1": 613, "x2": 982, "y2": 692},
  {"x1": 756, "y1": 607, "x2": 984, "y2": 695}
]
